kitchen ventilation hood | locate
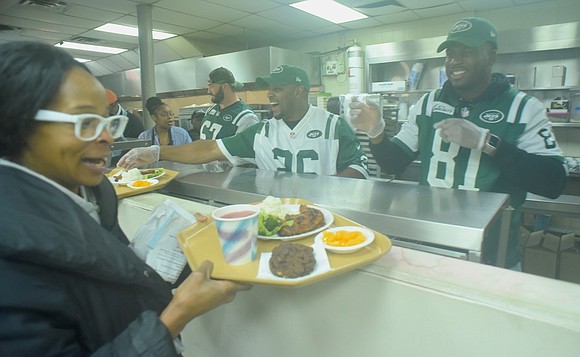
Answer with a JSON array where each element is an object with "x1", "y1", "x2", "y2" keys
[{"x1": 98, "y1": 46, "x2": 320, "y2": 97}]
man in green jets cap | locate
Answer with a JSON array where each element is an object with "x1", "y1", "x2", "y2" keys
[{"x1": 348, "y1": 17, "x2": 567, "y2": 269}]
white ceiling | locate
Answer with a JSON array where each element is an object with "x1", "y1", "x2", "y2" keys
[{"x1": 0, "y1": 0, "x2": 552, "y2": 76}]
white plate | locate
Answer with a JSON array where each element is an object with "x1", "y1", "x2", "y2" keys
[
  {"x1": 315, "y1": 226, "x2": 375, "y2": 254},
  {"x1": 108, "y1": 176, "x2": 135, "y2": 186},
  {"x1": 141, "y1": 169, "x2": 165, "y2": 180},
  {"x1": 127, "y1": 178, "x2": 159, "y2": 189},
  {"x1": 108, "y1": 176, "x2": 126, "y2": 186},
  {"x1": 258, "y1": 205, "x2": 334, "y2": 241},
  {"x1": 108, "y1": 168, "x2": 165, "y2": 185}
]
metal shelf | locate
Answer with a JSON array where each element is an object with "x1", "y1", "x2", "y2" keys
[
  {"x1": 520, "y1": 87, "x2": 579, "y2": 91},
  {"x1": 551, "y1": 122, "x2": 580, "y2": 128}
]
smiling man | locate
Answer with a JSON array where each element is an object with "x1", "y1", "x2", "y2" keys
[
  {"x1": 118, "y1": 65, "x2": 368, "y2": 179},
  {"x1": 201, "y1": 67, "x2": 259, "y2": 140},
  {"x1": 348, "y1": 17, "x2": 567, "y2": 269}
]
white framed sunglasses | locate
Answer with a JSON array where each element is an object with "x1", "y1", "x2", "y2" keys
[{"x1": 35, "y1": 110, "x2": 129, "y2": 141}]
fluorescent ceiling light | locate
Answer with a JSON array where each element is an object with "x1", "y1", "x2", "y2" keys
[
  {"x1": 95, "y1": 23, "x2": 177, "y2": 40},
  {"x1": 56, "y1": 41, "x2": 127, "y2": 54},
  {"x1": 74, "y1": 58, "x2": 91, "y2": 63},
  {"x1": 290, "y1": 0, "x2": 367, "y2": 24}
]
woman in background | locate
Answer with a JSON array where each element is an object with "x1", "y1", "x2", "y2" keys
[
  {"x1": 0, "y1": 41, "x2": 249, "y2": 356},
  {"x1": 139, "y1": 96, "x2": 192, "y2": 146}
]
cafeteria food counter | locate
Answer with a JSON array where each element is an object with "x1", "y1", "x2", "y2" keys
[
  {"x1": 156, "y1": 162, "x2": 512, "y2": 267},
  {"x1": 117, "y1": 193, "x2": 580, "y2": 357}
]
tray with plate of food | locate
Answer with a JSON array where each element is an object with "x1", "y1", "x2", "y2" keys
[
  {"x1": 177, "y1": 197, "x2": 392, "y2": 287},
  {"x1": 257, "y1": 196, "x2": 334, "y2": 241},
  {"x1": 106, "y1": 167, "x2": 179, "y2": 198}
]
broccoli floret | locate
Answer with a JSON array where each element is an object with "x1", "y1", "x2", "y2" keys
[{"x1": 258, "y1": 213, "x2": 284, "y2": 236}]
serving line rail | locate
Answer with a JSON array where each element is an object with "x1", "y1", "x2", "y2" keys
[{"x1": 155, "y1": 163, "x2": 512, "y2": 267}]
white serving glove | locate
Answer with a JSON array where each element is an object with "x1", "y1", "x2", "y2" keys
[
  {"x1": 117, "y1": 145, "x2": 160, "y2": 170},
  {"x1": 433, "y1": 119, "x2": 489, "y2": 150},
  {"x1": 348, "y1": 97, "x2": 385, "y2": 138}
]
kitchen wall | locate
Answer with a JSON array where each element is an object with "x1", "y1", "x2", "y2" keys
[{"x1": 272, "y1": 0, "x2": 580, "y2": 96}]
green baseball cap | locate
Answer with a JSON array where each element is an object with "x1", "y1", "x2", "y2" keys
[
  {"x1": 256, "y1": 65, "x2": 310, "y2": 91},
  {"x1": 209, "y1": 67, "x2": 244, "y2": 90},
  {"x1": 437, "y1": 17, "x2": 498, "y2": 53}
]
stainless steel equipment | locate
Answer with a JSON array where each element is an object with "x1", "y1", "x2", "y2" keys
[{"x1": 157, "y1": 163, "x2": 512, "y2": 266}]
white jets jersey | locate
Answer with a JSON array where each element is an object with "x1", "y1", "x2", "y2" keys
[{"x1": 216, "y1": 105, "x2": 368, "y2": 177}]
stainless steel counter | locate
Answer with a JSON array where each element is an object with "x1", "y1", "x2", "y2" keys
[
  {"x1": 159, "y1": 163, "x2": 511, "y2": 265},
  {"x1": 523, "y1": 193, "x2": 580, "y2": 218}
]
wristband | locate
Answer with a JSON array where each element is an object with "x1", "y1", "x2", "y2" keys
[
  {"x1": 482, "y1": 133, "x2": 501, "y2": 157},
  {"x1": 477, "y1": 129, "x2": 490, "y2": 150}
]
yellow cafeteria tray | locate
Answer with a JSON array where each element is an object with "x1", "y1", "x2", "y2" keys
[{"x1": 177, "y1": 198, "x2": 392, "y2": 287}]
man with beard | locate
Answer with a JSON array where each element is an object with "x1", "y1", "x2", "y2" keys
[
  {"x1": 201, "y1": 67, "x2": 259, "y2": 139},
  {"x1": 348, "y1": 17, "x2": 567, "y2": 269},
  {"x1": 118, "y1": 65, "x2": 368, "y2": 179}
]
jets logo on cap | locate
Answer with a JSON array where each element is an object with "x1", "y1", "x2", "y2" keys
[
  {"x1": 272, "y1": 65, "x2": 284, "y2": 73},
  {"x1": 450, "y1": 20, "x2": 472, "y2": 33}
]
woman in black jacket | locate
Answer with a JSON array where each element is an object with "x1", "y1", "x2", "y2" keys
[{"x1": 0, "y1": 41, "x2": 250, "y2": 356}]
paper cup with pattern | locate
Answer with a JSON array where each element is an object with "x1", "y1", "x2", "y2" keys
[{"x1": 211, "y1": 204, "x2": 259, "y2": 265}]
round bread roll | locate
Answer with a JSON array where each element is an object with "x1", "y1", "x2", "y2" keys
[{"x1": 269, "y1": 242, "x2": 316, "y2": 278}]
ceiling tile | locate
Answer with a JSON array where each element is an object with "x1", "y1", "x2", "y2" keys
[
  {"x1": 374, "y1": 9, "x2": 421, "y2": 24},
  {"x1": 355, "y1": 4, "x2": 408, "y2": 17},
  {"x1": 64, "y1": 5, "x2": 124, "y2": 22},
  {"x1": 156, "y1": 0, "x2": 249, "y2": 22},
  {"x1": 4, "y1": 7, "x2": 103, "y2": 29},
  {"x1": 0, "y1": 15, "x2": 87, "y2": 38},
  {"x1": 279, "y1": 29, "x2": 321, "y2": 40},
  {"x1": 149, "y1": 8, "x2": 217, "y2": 31},
  {"x1": 82, "y1": 30, "x2": 140, "y2": 45},
  {"x1": 203, "y1": 0, "x2": 283, "y2": 13},
  {"x1": 0, "y1": 0, "x2": 18, "y2": 12},
  {"x1": 183, "y1": 31, "x2": 224, "y2": 42},
  {"x1": 397, "y1": 0, "x2": 454, "y2": 8},
  {"x1": 457, "y1": 0, "x2": 515, "y2": 11},
  {"x1": 269, "y1": 0, "x2": 301, "y2": 4},
  {"x1": 231, "y1": 14, "x2": 303, "y2": 36},
  {"x1": 513, "y1": 0, "x2": 551, "y2": 4},
  {"x1": 62, "y1": 0, "x2": 137, "y2": 14},
  {"x1": 413, "y1": 3, "x2": 464, "y2": 18},
  {"x1": 203, "y1": 23, "x2": 244, "y2": 36},
  {"x1": 310, "y1": 24, "x2": 349, "y2": 35},
  {"x1": 257, "y1": 6, "x2": 334, "y2": 30},
  {"x1": 340, "y1": 17, "x2": 383, "y2": 30}
]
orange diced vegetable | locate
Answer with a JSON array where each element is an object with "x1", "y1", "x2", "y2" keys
[
  {"x1": 131, "y1": 180, "x2": 152, "y2": 187},
  {"x1": 322, "y1": 230, "x2": 365, "y2": 247}
]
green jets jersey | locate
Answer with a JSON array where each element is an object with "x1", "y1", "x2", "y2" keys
[
  {"x1": 394, "y1": 85, "x2": 564, "y2": 207},
  {"x1": 217, "y1": 106, "x2": 369, "y2": 177},
  {"x1": 200, "y1": 100, "x2": 259, "y2": 140}
]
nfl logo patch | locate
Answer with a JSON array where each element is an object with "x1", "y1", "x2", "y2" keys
[{"x1": 460, "y1": 106, "x2": 470, "y2": 118}]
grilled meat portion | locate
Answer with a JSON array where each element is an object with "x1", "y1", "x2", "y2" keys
[{"x1": 278, "y1": 205, "x2": 325, "y2": 236}]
